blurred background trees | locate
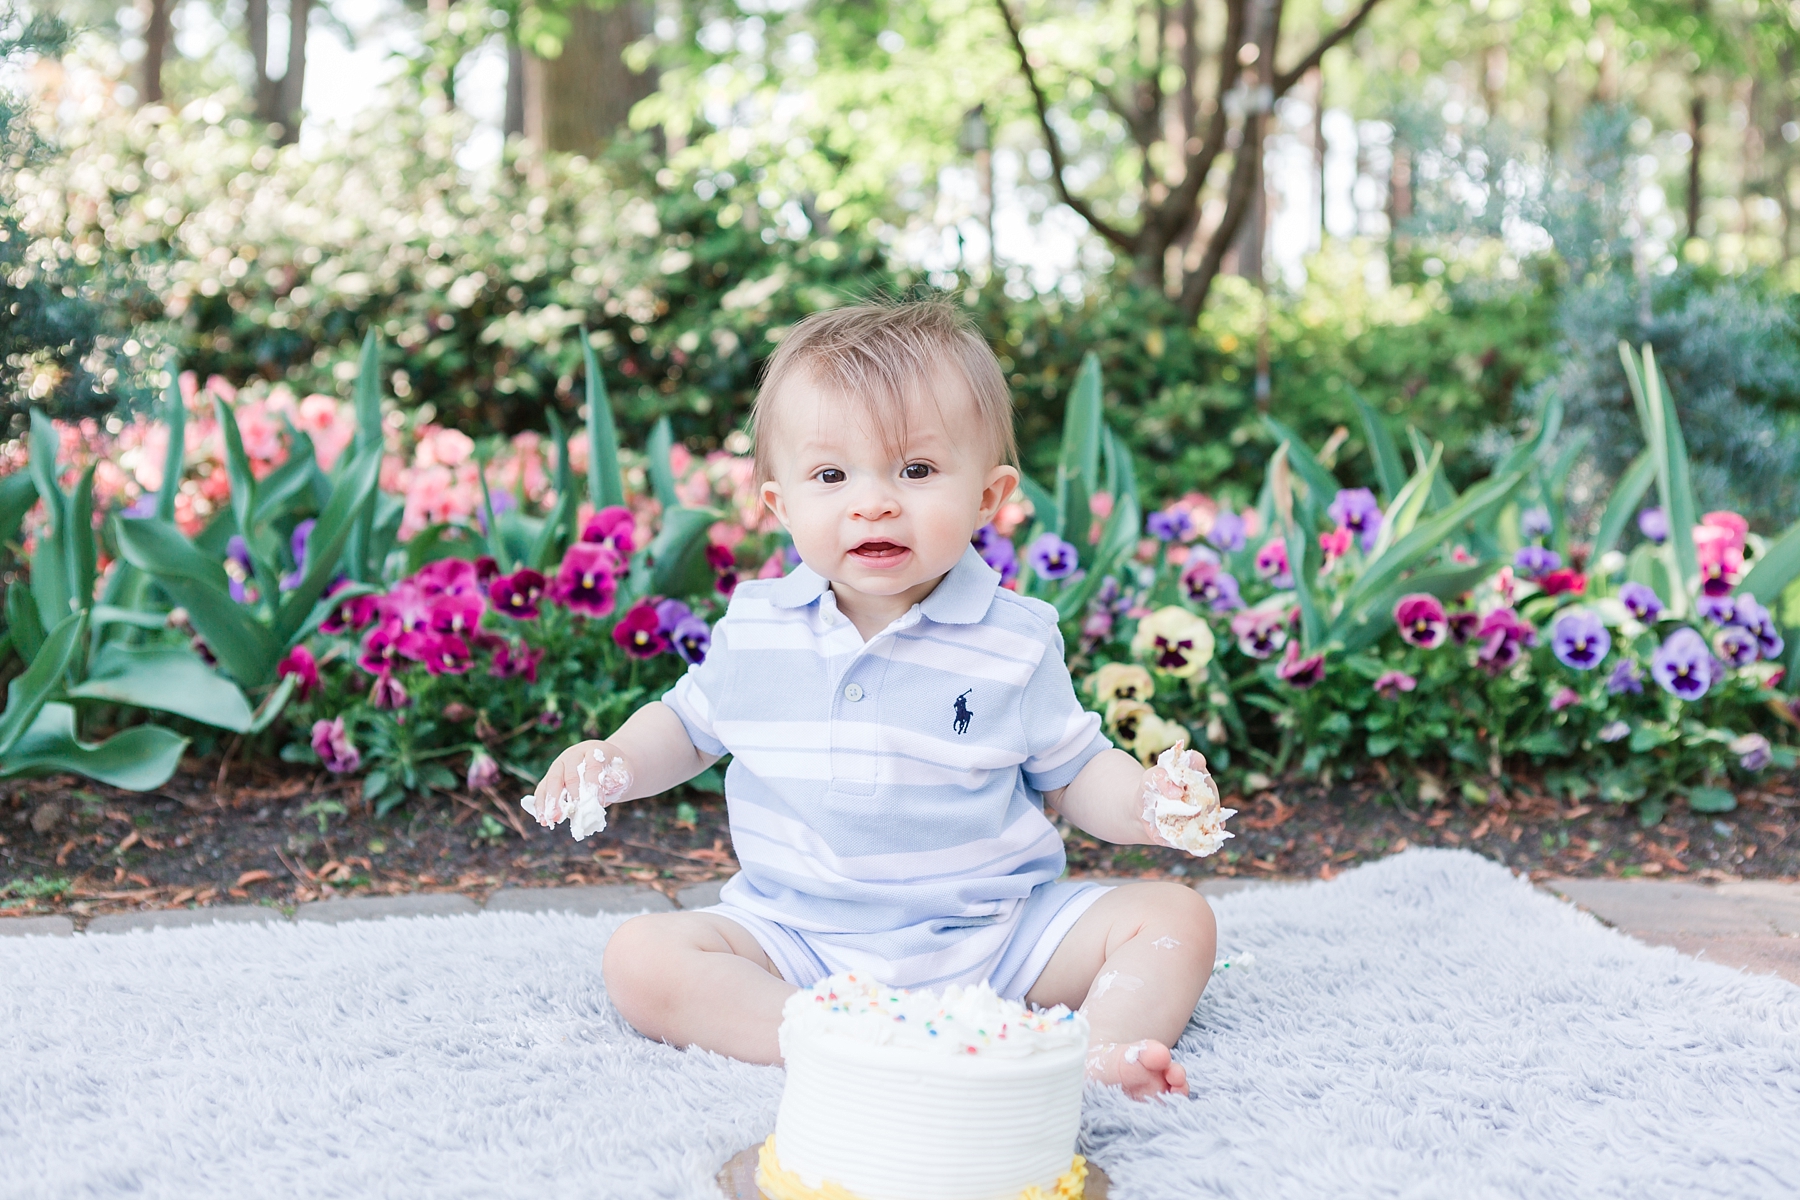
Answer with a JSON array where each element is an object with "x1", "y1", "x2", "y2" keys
[{"x1": 3, "y1": 0, "x2": 1798, "y2": 525}]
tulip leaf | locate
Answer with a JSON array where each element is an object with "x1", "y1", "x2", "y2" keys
[
  {"x1": 89, "y1": 605, "x2": 169, "y2": 630},
  {"x1": 582, "y1": 330, "x2": 626, "y2": 511},
  {"x1": 1741, "y1": 517, "x2": 1800, "y2": 606},
  {"x1": 272, "y1": 442, "x2": 383, "y2": 647},
  {"x1": 1052, "y1": 492, "x2": 1139, "y2": 621},
  {"x1": 1056, "y1": 353, "x2": 1103, "y2": 552},
  {"x1": 1406, "y1": 425, "x2": 1458, "y2": 512},
  {"x1": 247, "y1": 672, "x2": 300, "y2": 735},
  {"x1": 648, "y1": 505, "x2": 718, "y2": 597},
  {"x1": 156, "y1": 373, "x2": 185, "y2": 522},
  {"x1": 69, "y1": 643, "x2": 256, "y2": 733},
  {"x1": 0, "y1": 471, "x2": 38, "y2": 549},
  {"x1": 1621, "y1": 342, "x2": 1699, "y2": 590},
  {"x1": 5, "y1": 583, "x2": 45, "y2": 664},
  {"x1": 1592, "y1": 449, "x2": 1657, "y2": 562},
  {"x1": 345, "y1": 331, "x2": 384, "y2": 579},
  {"x1": 1367, "y1": 442, "x2": 1440, "y2": 560},
  {"x1": 115, "y1": 517, "x2": 231, "y2": 591},
  {"x1": 1017, "y1": 473, "x2": 1058, "y2": 538},
  {"x1": 646, "y1": 415, "x2": 679, "y2": 512},
  {"x1": 1348, "y1": 386, "x2": 1407, "y2": 504},
  {"x1": 0, "y1": 610, "x2": 84, "y2": 758},
  {"x1": 65, "y1": 462, "x2": 97, "y2": 618},
  {"x1": 0, "y1": 701, "x2": 187, "y2": 791},
  {"x1": 1262, "y1": 416, "x2": 1339, "y2": 520},
  {"x1": 1104, "y1": 426, "x2": 1138, "y2": 507},
  {"x1": 27, "y1": 411, "x2": 72, "y2": 629},
  {"x1": 1340, "y1": 468, "x2": 1528, "y2": 616},
  {"x1": 530, "y1": 409, "x2": 580, "y2": 570},
  {"x1": 1333, "y1": 561, "x2": 1490, "y2": 653}
]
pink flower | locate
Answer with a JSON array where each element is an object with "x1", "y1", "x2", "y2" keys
[
  {"x1": 490, "y1": 640, "x2": 543, "y2": 682},
  {"x1": 1538, "y1": 569, "x2": 1587, "y2": 596},
  {"x1": 1693, "y1": 519, "x2": 1746, "y2": 597},
  {"x1": 466, "y1": 751, "x2": 499, "y2": 791},
  {"x1": 1475, "y1": 608, "x2": 1536, "y2": 675},
  {"x1": 311, "y1": 717, "x2": 361, "y2": 774},
  {"x1": 277, "y1": 645, "x2": 321, "y2": 699},
  {"x1": 706, "y1": 543, "x2": 736, "y2": 571},
  {"x1": 369, "y1": 671, "x2": 409, "y2": 710},
  {"x1": 427, "y1": 592, "x2": 485, "y2": 637},
  {"x1": 1550, "y1": 686, "x2": 1580, "y2": 711},
  {"x1": 1253, "y1": 538, "x2": 1292, "y2": 586},
  {"x1": 613, "y1": 601, "x2": 669, "y2": 658},
  {"x1": 321, "y1": 590, "x2": 380, "y2": 636},
  {"x1": 1275, "y1": 641, "x2": 1326, "y2": 689},
  {"x1": 414, "y1": 558, "x2": 481, "y2": 601},
  {"x1": 551, "y1": 542, "x2": 621, "y2": 618},
  {"x1": 358, "y1": 625, "x2": 402, "y2": 675},
  {"x1": 418, "y1": 632, "x2": 473, "y2": 676},
  {"x1": 489, "y1": 568, "x2": 547, "y2": 620},
  {"x1": 1318, "y1": 526, "x2": 1353, "y2": 564},
  {"x1": 1230, "y1": 607, "x2": 1288, "y2": 659},
  {"x1": 1374, "y1": 670, "x2": 1416, "y2": 699},
  {"x1": 581, "y1": 505, "x2": 636, "y2": 555},
  {"x1": 1393, "y1": 594, "x2": 1449, "y2": 649},
  {"x1": 377, "y1": 580, "x2": 435, "y2": 636}
]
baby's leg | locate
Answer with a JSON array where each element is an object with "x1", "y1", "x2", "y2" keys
[
  {"x1": 603, "y1": 911, "x2": 796, "y2": 1064},
  {"x1": 1026, "y1": 882, "x2": 1216, "y2": 1099}
]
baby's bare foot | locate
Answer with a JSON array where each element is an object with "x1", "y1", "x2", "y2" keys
[{"x1": 1084, "y1": 1039, "x2": 1188, "y2": 1100}]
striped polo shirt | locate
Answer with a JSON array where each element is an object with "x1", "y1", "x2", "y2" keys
[{"x1": 661, "y1": 544, "x2": 1111, "y2": 987}]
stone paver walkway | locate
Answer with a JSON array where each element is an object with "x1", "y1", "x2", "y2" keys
[{"x1": 3, "y1": 873, "x2": 1796, "y2": 987}]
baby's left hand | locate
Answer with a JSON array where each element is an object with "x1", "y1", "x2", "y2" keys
[{"x1": 1139, "y1": 743, "x2": 1235, "y2": 857}]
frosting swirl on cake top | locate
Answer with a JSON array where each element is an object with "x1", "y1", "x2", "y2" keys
[{"x1": 780, "y1": 973, "x2": 1088, "y2": 1058}]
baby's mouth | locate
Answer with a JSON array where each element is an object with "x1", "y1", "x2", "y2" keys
[{"x1": 849, "y1": 539, "x2": 910, "y2": 566}]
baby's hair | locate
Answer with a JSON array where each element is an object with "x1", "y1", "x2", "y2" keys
[{"x1": 749, "y1": 297, "x2": 1018, "y2": 485}]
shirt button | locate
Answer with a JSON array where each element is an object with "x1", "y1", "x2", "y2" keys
[
  {"x1": 843, "y1": 683, "x2": 865, "y2": 702},
  {"x1": 821, "y1": 611, "x2": 837, "y2": 626}
]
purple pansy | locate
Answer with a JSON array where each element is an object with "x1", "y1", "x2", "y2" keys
[
  {"x1": 279, "y1": 519, "x2": 315, "y2": 591},
  {"x1": 1730, "y1": 594, "x2": 1784, "y2": 660},
  {"x1": 1180, "y1": 560, "x2": 1243, "y2": 612},
  {"x1": 1637, "y1": 507, "x2": 1668, "y2": 544},
  {"x1": 1550, "y1": 609, "x2": 1611, "y2": 670},
  {"x1": 1327, "y1": 489, "x2": 1383, "y2": 552},
  {"x1": 670, "y1": 616, "x2": 712, "y2": 665},
  {"x1": 1394, "y1": 594, "x2": 1449, "y2": 649},
  {"x1": 1513, "y1": 545, "x2": 1562, "y2": 579},
  {"x1": 310, "y1": 717, "x2": 361, "y2": 774},
  {"x1": 1550, "y1": 686, "x2": 1581, "y2": 711},
  {"x1": 1521, "y1": 507, "x2": 1553, "y2": 540},
  {"x1": 1732, "y1": 733, "x2": 1772, "y2": 772},
  {"x1": 1027, "y1": 533, "x2": 1079, "y2": 581},
  {"x1": 1695, "y1": 593, "x2": 1737, "y2": 626},
  {"x1": 226, "y1": 536, "x2": 254, "y2": 604},
  {"x1": 1374, "y1": 670, "x2": 1416, "y2": 699},
  {"x1": 1207, "y1": 510, "x2": 1246, "y2": 552},
  {"x1": 971, "y1": 525, "x2": 1019, "y2": 583},
  {"x1": 1713, "y1": 624, "x2": 1760, "y2": 667},
  {"x1": 1275, "y1": 642, "x2": 1326, "y2": 689},
  {"x1": 1146, "y1": 508, "x2": 1193, "y2": 542},
  {"x1": 1619, "y1": 582, "x2": 1663, "y2": 623},
  {"x1": 1475, "y1": 608, "x2": 1536, "y2": 675},
  {"x1": 1606, "y1": 658, "x2": 1644, "y2": 696},
  {"x1": 1650, "y1": 628, "x2": 1716, "y2": 700}
]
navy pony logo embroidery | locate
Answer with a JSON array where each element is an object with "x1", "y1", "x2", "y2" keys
[{"x1": 952, "y1": 689, "x2": 974, "y2": 735}]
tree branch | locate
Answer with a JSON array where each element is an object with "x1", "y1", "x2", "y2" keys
[
  {"x1": 994, "y1": 0, "x2": 1138, "y2": 254},
  {"x1": 1178, "y1": 116, "x2": 1266, "y2": 320},
  {"x1": 1272, "y1": 0, "x2": 1384, "y2": 96}
]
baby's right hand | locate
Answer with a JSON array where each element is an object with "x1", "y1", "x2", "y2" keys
[{"x1": 529, "y1": 740, "x2": 618, "y2": 827}]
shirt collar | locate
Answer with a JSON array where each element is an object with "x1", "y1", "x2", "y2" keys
[{"x1": 767, "y1": 545, "x2": 1000, "y2": 625}]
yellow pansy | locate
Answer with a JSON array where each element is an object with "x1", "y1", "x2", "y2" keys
[
  {"x1": 1104, "y1": 697, "x2": 1154, "y2": 744},
  {"x1": 1092, "y1": 662, "x2": 1155, "y2": 704},
  {"x1": 1131, "y1": 713, "x2": 1189, "y2": 765},
  {"x1": 1130, "y1": 606, "x2": 1215, "y2": 678}
]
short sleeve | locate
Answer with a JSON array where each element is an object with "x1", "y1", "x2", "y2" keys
[
  {"x1": 661, "y1": 619, "x2": 731, "y2": 758},
  {"x1": 1018, "y1": 620, "x2": 1111, "y2": 793}
]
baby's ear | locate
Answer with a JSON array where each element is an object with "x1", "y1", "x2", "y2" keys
[
  {"x1": 979, "y1": 464, "x2": 1021, "y2": 521},
  {"x1": 759, "y1": 480, "x2": 789, "y2": 528}
]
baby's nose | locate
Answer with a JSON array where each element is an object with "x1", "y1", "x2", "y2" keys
[{"x1": 847, "y1": 480, "x2": 901, "y2": 518}]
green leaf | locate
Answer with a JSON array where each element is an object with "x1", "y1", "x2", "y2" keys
[
  {"x1": 1621, "y1": 343, "x2": 1699, "y2": 592},
  {"x1": 1365, "y1": 734, "x2": 1399, "y2": 757},
  {"x1": 27, "y1": 411, "x2": 71, "y2": 629},
  {"x1": 250, "y1": 450, "x2": 319, "y2": 531},
  {"x1": 476, "y1": 457, "x2": 511, "y2": 574},
  {"x1": 156, "y1": 373, "x2": 185, "y2": 523},
  {"x1": 1636, "y1": 796, "x2": 1668, "y2": 828},
  {"x1": 346, "y1": 331, "x2": 384, "y2": 580},
  {"x1": 1407, "y1": 425, "x2": 1458, "y2": 511},
  {"x1": 530, "y1": 409, "x2": 580, "y2": 570},
  {"x1": 247, "y1": 672, "x2": 299, "y2": 735},
  {"x1": 1592, "y1": 450, "x2": 1656, "y2": 562},
  {"x1": 65, "y1": 462, "x2": 97, "y2": 618},
  {"x1": 1052, "y1": 493, "x2": 1140, "y2": 621},
  {"x1": 1365, "y1": 442, "x2": 1440, "y2": 561},
  {"x1": 582, "y1": 330, "x2": 626, "y2": 511},
  {"x1": 272, "y1": 442, "x2": 382, "y2": 647},
  {"x1": 213, "y1": 396, "x2": 259, "y2": 554},
  {"x1": 1684, "y1": 786, "x2": 1737, "y2": 814},
  {"x1": 1516, "y1": 729, "x2": 1571, "y2": 757},
  {"x1": 0, "y1": 610, "x2": 85, "y2": 757},
  {"x1": 1286, "y1": 513, "x2": 1325, "y2": 650},
  {"x1": 1017, "y1": 473, "x2": 1058, "y2": 538},
  {"x1": 1741, "y1": 516, "x2": 1800, "y2": 606},
  {"x1": 1333, "y1": 561, "x2": 1490, "y2": 652},
  {"x1": 648, "y1": 506, "x2": 719, "y2": 596},
  {"x1": 1628, "y1": 723, "x2": 1675, "y2": 752},
  {"x1": 1348, "y1": 386, "x2": 1407, "y2": 503},
  {"x1": 0, "y1": 472, "x2": 38, "y2": 549},
  {"x1": 115, "y1": 517, "x2": 231, "y2": 590},
  {"x1": 1056, "y1": 353, "x2": 1103, "y2": 551},
  {"x1": 68, "y1": 643, "x2": 256, "y2": 732},
  {"x1": 90, "y1": 605, "x2": 169, "y2": 630},
  {"x1": 5, "y1": 583, "x2": 45, "y2": 663},
  {"x1": 0, "y1": 702, "x2": 187, "y2": 791},
  {"x1": 646, "y1": 415, "x2": 679, "y2": 511}
]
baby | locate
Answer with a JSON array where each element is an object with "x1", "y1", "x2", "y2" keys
[{"x1": 530, "y1": 300, "x2": 1217, "y2": 1099}]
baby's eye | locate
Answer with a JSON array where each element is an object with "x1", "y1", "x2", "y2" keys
[
  {"x1": 902, "y1": 463, "x2": 933, "y2": 480},
  {"x1": 817, "y1": 468, "x2": 846, "y2": 485}
]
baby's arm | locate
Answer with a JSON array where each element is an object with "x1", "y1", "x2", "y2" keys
[
  {"x1": 529, "y1": 701, "x2": 718, "y2": 815},
  {"x1": 1042, "y1": 748, "x2": 1158, "y2": 846}
]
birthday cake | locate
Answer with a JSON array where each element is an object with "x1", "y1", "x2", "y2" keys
[{"x1": 757, "y1": 973, "x2": 1091, "y2": 1200}]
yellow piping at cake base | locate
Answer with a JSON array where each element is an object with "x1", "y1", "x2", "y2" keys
[{"x1": 755, "y1": 1137, "x2": 1089, "y2": 1200}]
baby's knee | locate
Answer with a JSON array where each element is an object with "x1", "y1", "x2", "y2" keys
[
  {"x1": 602, "y1": 913, "x2": 682, "y2": 1020},
  {"x1": 1138, "y1": 882, "x2": 1217, "y2": 954}
]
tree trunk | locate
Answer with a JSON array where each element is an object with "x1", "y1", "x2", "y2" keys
[
  {"x1": 522, "y1": 1, "x2": 658, "y2": 155},
  {"x1": 141, "y1": 0, "x2": 170, "y2": 105},
  {"x1": 504, "y1": 40, "x2": 525, "y2": 138},
  {"x1": 1779, "y1": 47, "x2": 1795, "y2": 263},
  {"x1": 247, "y1": 0, "x2": 277, "y2": 123},
  {"x1": 1687, "y1": 92, "x2": 1704, "y2": 244}
]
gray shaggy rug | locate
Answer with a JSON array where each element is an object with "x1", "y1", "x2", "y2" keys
[{"x1": 2, "y1": 849, "x2": 1796, "y2": 1200}]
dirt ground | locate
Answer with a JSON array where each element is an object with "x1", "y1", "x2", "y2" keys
[{"x1": 2, "y1": 760, "x2": 1796, "y2": 920}]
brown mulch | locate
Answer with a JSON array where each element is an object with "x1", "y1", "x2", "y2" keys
[{"x1": 2, "y1": 761, "x2": 1795, "y2": 921}]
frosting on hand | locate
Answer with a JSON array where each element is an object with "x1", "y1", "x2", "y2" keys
[
  {"x1": 1140, "y1": 744, "x2": 1235, "y2": 856},
  {"x1": 521, "y1": 748, "x2": 631, "y2": 841}
]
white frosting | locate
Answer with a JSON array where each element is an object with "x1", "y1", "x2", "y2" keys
[
  {"x1": 772, "y1": 973, "x2": 1087, "y2": 1200},
  {"x1": 1141, "y1": 745, "x2": 1235, "y2": 856},
  {"x1": 520, "y1": 751, "x2": 630, "y2": 842},
  {"x1": 776, "y1": 972, "x2": 1087, "y2": 1058}
]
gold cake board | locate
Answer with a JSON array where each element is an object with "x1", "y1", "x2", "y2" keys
[{"x1": 716, "y1": 1147, "x2": 1110, "y2": 1200}]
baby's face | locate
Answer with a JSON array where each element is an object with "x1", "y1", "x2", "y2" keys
[{"x1": 759, "y1": 370, "x2": 1018, "y2": 603}]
